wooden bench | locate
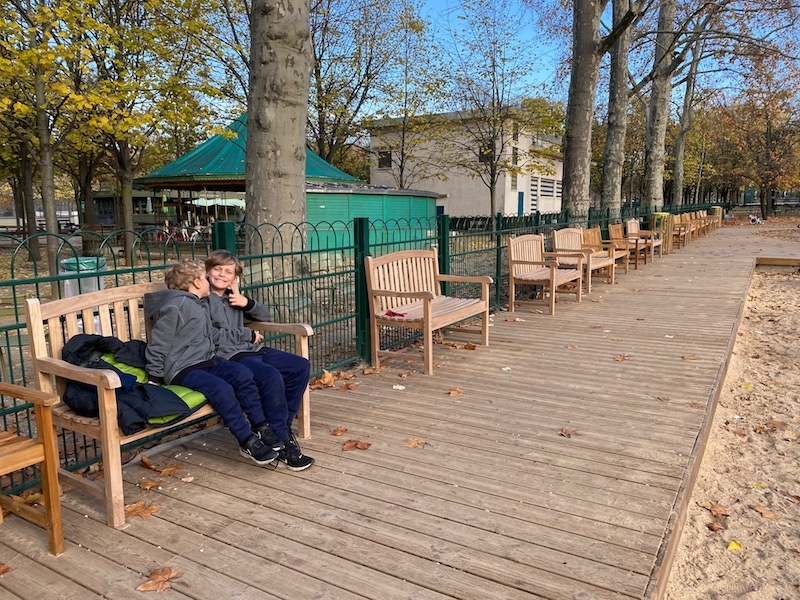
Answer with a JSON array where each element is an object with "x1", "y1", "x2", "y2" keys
[
  {"x1": 507, "y1": 234, "x2": 582, "y2": 315},
  {"x1": 364, "y1": 249, "x2": 492, "y2": 375},
  {"x1": 582, "y1": 226, "x2": 629, "y2": 275},
  {"x1": 624, "y1": 219, "x2": 663, "y2": 263},
  {"x1": 0, "y1": 382, "x2": 63, "y2": 555},
  {"x1": 25, "y1": 282, "x2": 313, "y2": 528}
]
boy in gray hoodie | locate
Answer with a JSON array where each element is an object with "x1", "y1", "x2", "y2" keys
[
  {"x1": 205, "y1": 250, "x2": 314, "y2": 471},
  {"x1": 144, "y1": 259, "x2": 278, "y2": 467}
]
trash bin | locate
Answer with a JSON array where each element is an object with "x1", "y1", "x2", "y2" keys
[
  {"x1": 650, "y1": 212, "x2": 673, "y2": 254},
  {"x1": 60, "y1": 257, "x2": 107, "y2": 297},
  {"x1": 709, "y1": 205, "x2": 723, "y2": 228}
]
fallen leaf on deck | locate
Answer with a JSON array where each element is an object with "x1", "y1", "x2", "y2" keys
[
  {"x1": 611, "y1": 338, "x2": 623, "y2": 342},
  {"x1": 136, "y1": 567, "x2": 183, "y2": 593},
  {"x1": 180, "y1": 476, "x2": 194, "y2": 483},
  {"x1": 448, "y1": 388, "x2": 463, "y2": 396},
  {"x1": 330, "y1": 426, "x2": 348, "y2": 436},
  {"x1": 338, "y1": 381, "x2": 359, "y2": 391},
  {"x1": 682, "y1": 354, "x2": 701, "y2": 361},
  {"x1": 125, "y1": 500, "x2": 159, "y2": 519},
  {"x1": 687, "y1": 402, "x2": 705, "y2": 409},
  {"x1": 342, "y1": 439, "x2": 371, "y2": 451},
  {"x1": 613, "y1": 353, "x2": 631, "y2": 361},
  {"x1": 403, "y1": 438, "x2": 428, "y2": 448},
  {"x1": 362, "y1": 366, "x2": 383, "y2": 375},
  {"x1": 505, "y1": 317, "x2": 526, "y2": 322},
  {"x1": 140, "y1": 456, "x2": 180, "y2": 477},
  {"x1": 565, "y1": 344, "x2": 578, "y2": 349},
  {"x1": 139, "y1": 478, "x2": 162, "y2": 490},
  {"x1": 463, "y1": 341, "x2": 476, "y2": 350},
  {"x1": 398, "y1": 371, "x2": 413, "y2": 378},
  {"x1": 749, "y1": 504, "x2": 780, "y2": 520},
  {"x1": 309, "y1": 369, "x2": 337, "y2": 389},
  {"x1": 0, "y1": 562, "x2": 12, "y2": 576},
  {"x1": 559, "y1": 426, "x2": 578, "y2": 438}
]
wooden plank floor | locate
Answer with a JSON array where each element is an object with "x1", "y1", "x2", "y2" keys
[{"x1": 2, "y1": 224, "x2": 799, "y2": 600}]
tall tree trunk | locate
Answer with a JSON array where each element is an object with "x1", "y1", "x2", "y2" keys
[
  {"x1": 19, "y1": 142, "x2": 40, "y2": 260},
  {"x1": 600, "y1": 0, "x2": 633, "y2": 223},
  {"x1": 34, "y1": 68, "x2": 59, "y2": 296},
  {"x1": 77, "y1": 154, "x2": 97, "y2": 230},
  {"x1": 562, "y1": 0, "x2": 606, "y2": 226},
  {"x1": 642, "y1": 0, "x2": 677, "y2": 212},
  {"x1": 672, "y1": 39, "x2": 702, "y2": 209},
  {"x1": 246, "y1": 0, "x2": 312, "y2": 251}
]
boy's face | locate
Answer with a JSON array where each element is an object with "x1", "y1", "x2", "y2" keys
[
  {"x1": 191, "y1": 275, "x2": 210, "y2": 298},
  {"x1": 207, "y1": 263, "x2": 237, "y2": 294}
]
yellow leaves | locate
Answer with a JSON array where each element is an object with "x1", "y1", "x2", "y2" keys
[
  {"x1": 136, "y1": 567, "x2": 183, "y2": 593},
  {"x1": 741, "y1": 383, "x2": 754, "y2": 391},
  {"x1": 125, "y1": 500, "x2": 158, "y2": 520},
  {"x1": 727, "y1": 541, "x2": 743, "y2": 551},
  {"x1": 12, "y1": 101, "x2": 32, "y2": 117}
]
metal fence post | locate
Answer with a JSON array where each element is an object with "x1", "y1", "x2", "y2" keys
[
  {"x1": 437, "y1": 214, "x2": 451, "y2": 296},
  {"x1": 354, "y1": 217, "x2": 371, "y2": 363},
  {"x1": 212, "y1": 221, "x2": 237, "y2": 252}
]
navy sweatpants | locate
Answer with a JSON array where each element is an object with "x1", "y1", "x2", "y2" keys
[
  {"x1": 235, "y1": 348, "x2": 310, "y2": 441},
  {"x1": 178, "y1": 359, "x2": 266, "y2": 444}
]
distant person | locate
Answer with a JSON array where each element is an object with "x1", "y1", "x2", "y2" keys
[
  {"x1": 205, "y1": 250, "x2": 314, "y2": 471},
  {"x1": 144, "y1": 259, "x2": 279, "y2": 467}
]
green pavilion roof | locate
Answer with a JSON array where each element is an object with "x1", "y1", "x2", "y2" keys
[{"x1": 136, "y1": 114, "x2": 360, "y2": 191}]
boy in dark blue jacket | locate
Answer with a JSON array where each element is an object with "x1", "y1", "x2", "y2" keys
[
  {"x1": 144, "y1": 259, "x2": 278, "y2": 467},
  {"x1": 205, "y1": 250, "x2": 314, "y2": 471}
]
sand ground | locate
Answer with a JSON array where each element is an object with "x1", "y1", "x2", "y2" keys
[{"x1": 664, "y1": 220, "x2": 800, "y2": 600}]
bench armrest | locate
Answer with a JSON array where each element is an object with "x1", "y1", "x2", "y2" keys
[
  {"x1": 34, "y1": 356, "x2": 122, "y2": 389},
  {"x1": 248, "y1": 321, "x2": 313, "y2": 359},
  {"x1": 0, "y1": 381, "x2": 59, "y2": 407}
]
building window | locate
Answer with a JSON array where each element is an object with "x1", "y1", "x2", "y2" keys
[
  {"x1": 478, "y1": 146, "x2": 492, "y2": 163},
  {"x1": 512, "y1": 122, "x2": 519, "y2": 142},
  {"x1": 511, "y1": 174, "x2": 517, "y2": 190},
  {"x1": 512, "y1": 147, "x2": 518, "y2": 166},
  {"x1": 378, "y1": 150, "x2": 392, "y2": 169},
  {"x1": 540, "y1": 178, "x2": 555, "y2": 198}
]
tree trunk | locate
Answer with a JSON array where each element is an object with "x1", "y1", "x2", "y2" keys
[
  {"x1": 600, "y1": 0, "x2": 632, "y2": 224},
  {"x1": 562, "y1": 0, "x2": 605, "y2": 226},
  {"x1": 642, "y1": 0, "x2": 676, "y2": 212},
  {"x1": 34, "y1": 68, "x2": 59, "y2": 296},
  {"x1": 672, "y1": 39, "x2": 702, "y2": 209},
  {"x1": 78, "y1": 154, "x2": 97, "y2": 231},
  {"x1": 246, "y1": 0, "x2": 312, "y2": 246},
  {"x1": 19, "y1": 142, "x2": 41, "y2": 260}
]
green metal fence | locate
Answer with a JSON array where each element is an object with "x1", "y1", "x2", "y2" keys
[{"x1": 1, "y1": 203, "x2": 727, "y2": 495}]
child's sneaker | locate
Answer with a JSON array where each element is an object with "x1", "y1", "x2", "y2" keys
[
  {"x1": 254, "y1": 423, "x2": 284, "y2": 451},
  {"x1": 278, "y1": 434, "x2": 315, "y2": 471},
  {"x1": 239, "y1": 433, "x2": 278, "y2": 466}
]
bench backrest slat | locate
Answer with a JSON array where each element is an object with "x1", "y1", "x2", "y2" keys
[
  {"x1": 552, "y1": 228, "x2": 583, "y2": 252},
  {"x1": 365, "y1": 249, "x2": 440, "y2": 313},
  {"x1": 508, "y1": 234, "x2": 544, "y2": 276}
]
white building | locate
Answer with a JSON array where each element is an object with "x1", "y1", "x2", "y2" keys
[{"x1": 368, "y1": 113, "x2": 564, "y2": 217}]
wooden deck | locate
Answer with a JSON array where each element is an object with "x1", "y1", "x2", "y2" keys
[{"x1": 2, "y1": 224, "x2": 799, "y2": 600}]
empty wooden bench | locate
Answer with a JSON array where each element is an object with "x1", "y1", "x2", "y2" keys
[
  {"x1": 0, "y1": 382, "x2": 63, "y2": 555},
  {"x1": 364, "y1": 249, "x2": 492, "y2": 375},
  {"x1": 552, "y1": 228, "x2": 616, "y2": 293},
  {"x1": 25, "y1": 281, "x2": 313, "y2": 528}
]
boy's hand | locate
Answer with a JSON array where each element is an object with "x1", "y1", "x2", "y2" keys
[
  {"x1": 252, "y1": 330, "x2": 264, "y2": 344},
  {"x1": 228, "y1": 277, "x2": 249, "y2": 307}
]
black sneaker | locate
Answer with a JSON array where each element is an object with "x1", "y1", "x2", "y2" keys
[
  {"x1": 254, "y1": 423, "x2": 285, "y2": 451},
  {"x1": 278, "y1": 434, "x2": 315, "y2": 471},
  {"x1": 239, "y1": 433, "x2": 278, "y2": 466}
]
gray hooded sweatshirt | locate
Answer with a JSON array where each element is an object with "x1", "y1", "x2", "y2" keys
[
  {"x1": 205, "y1": 290, "x2": 272, "y2": 360},
  {"x1": 143, "y1": 289, "x2": 218, "y2": 384}
]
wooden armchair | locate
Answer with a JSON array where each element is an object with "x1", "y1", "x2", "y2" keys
[
  {"x1": 0, "y1": 382, "x2": 63, "y2": 555},
  {"x1": 507, "y1": 234, "x2": 583, "y2": 315},
  {"x1": 552, "y1": 228, "x2": 615, "y2": 293},
  {"x1": 583, "y1": 226, "x2": 629, "y2": 275},
  {"x1": 624, "y1": 219, "x2": 663, "y2": 263},
  {"x1": 671, "y1": 214, "x2": 691, "y2": 249}
]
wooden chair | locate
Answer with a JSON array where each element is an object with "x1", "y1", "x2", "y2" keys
[
  {"x1": 0, "y1": 382, "x2": 64, "y2": 555},
  {"x1": 671, "y1": 214, "x2": 690, "y2": 249},
  {"x1": 624, "y1": 219, "x2": 663, "y2": 263},
  {"x1": 583, "y1": 226, "x2": 629, "y2": 275},
  {"x1": 551, "y1": 228, "x2": 615, "y2": 293},
  {"x1": 507, "y1": 234, "x2": 583, "y2": 315}
]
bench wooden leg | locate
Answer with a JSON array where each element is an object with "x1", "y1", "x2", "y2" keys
[{"x1": 98, "y1": 388, "x2": 126, "y2": 528}]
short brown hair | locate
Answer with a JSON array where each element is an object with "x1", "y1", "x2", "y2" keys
[
  {"x1": 164, "y1": 259, "x2": 206, "y2": 291},
  {"x1": 205, "y1": 250, "x2": 243, "y2": 276}
]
